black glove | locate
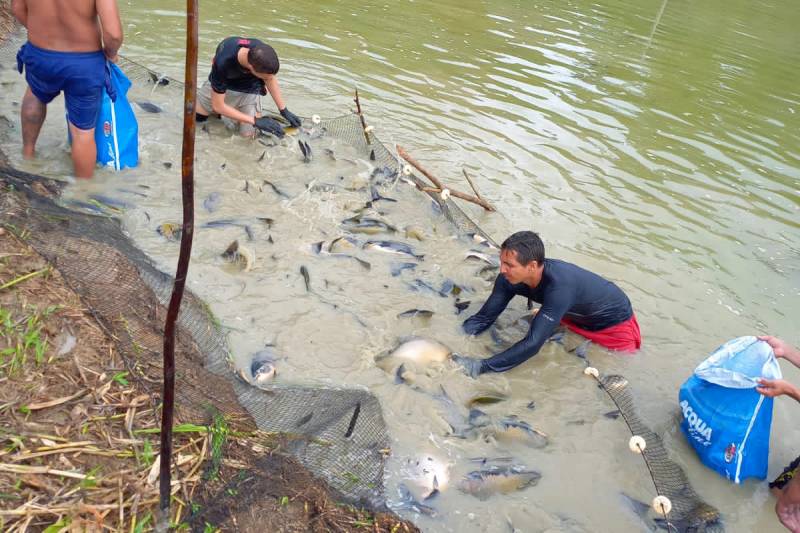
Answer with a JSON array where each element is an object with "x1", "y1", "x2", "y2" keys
[
  {"x1": 254, "y1": 116, "x2": 285, "y2": 138},
  {"x1": 452, "y1": 353, "x2": 484, "y2": 378},
  {"x1": 280, "y1": 107, "x2": 302, "y2": 128}
]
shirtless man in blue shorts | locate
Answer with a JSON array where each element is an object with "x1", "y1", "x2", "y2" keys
[{"x1": 12, "y1": 0, "x2": 122, "y2": 178}]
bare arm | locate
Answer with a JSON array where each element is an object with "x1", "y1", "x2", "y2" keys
[
  {"x1": 265, "y1": 76, "x2": 287, "y2": 111},
  {"x1": 210, "y1": 90, "x2": 256, "y2": 125},
  {"x1": 11, "y1": 0, "x2": 28, "y2": 26},
  {"x1": 96, "y1": 0, "x2": 123, "y2": 61},
  {"x1": 757, "y1": 379, "x2": 800, "y2": 403}
]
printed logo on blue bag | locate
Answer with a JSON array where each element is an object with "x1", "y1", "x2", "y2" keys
[
  {"x1": 724, "y1": 443, "x2": 736, "y2": 463},
  {"x1": 103, "y1": 121, "x2": 111, "y2": 137},
  {"x1": 680, "y1": 400, "x2": 713, "y2": 446}
]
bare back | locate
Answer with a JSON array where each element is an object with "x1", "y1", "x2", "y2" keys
[{"x1": 25, "y1": 0, "x2": 103, "y2": 52}]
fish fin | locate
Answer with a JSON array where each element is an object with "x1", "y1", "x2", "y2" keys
[
  {"x1": 423, "y1": 476, "x2": 440, "y2": 501},
  {"x1": 574, "y1": 340, "x2": 591, "y2": 359},
  {"x1": 619, "y1": 492, "x2": 657, "y2": 529},
  {"x1": 469, "y1": 409, "x2": 491, "y2": 427},
  {"x1": 222, "y1": 240, "x2": 239, "y2": 259},
  {"x1": 394, "y1": 363, "x2": 407, "y2": 384},
  {"x1": 353, "y1": 257, "x2": 371, "y2": 270}
]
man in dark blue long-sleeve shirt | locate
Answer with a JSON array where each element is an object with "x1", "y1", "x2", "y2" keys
[{"x1": 453, "y1": 231, "x2": 641, "y2": 377}]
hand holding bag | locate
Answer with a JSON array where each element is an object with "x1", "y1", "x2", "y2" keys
[{"x1": 679, "y1": 336, "x2": 781, "y2": 483}]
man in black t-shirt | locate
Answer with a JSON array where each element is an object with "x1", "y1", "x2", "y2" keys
[
  {"x1": 453, "y1": 231, "x2": 641, "y2": 377},
  {"x1": 196, "y1": 37, "x2": 301, "y2": 138}
]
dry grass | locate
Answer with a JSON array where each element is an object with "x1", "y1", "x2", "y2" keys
[{"x1": 0, "y1": 227, "x2": 217, "y2": 531}]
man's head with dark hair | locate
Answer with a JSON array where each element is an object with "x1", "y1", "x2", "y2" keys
[
  {"x1": 499, "y1": 231, "x2": 546, "y2": 287},
  {"x1": 501, "y1": 231, "x2": 545, "y2": 265},
  {"x1": 248, "y1": 44, "x2": 280, "y2": 75}
]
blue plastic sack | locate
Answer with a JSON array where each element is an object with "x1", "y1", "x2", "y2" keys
[
  {"x1": 679, "y1": 336, "x2": 782, "y2": 483},
  {"x1": 95, "y1": 63, "x2": 138, "y2": 170}
]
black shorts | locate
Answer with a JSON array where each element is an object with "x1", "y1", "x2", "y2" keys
[{"x1": 770, "y1": 455, "x2": 800, "y2": 490}]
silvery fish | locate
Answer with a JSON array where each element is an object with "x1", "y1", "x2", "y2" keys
[
  {"x1": 376, "y1": 338, "x2": 451, "y2": 382},
  {"x1": 203, "y1": 192, "x2": 222, "y2": 213},
  {"x1": 88, "y1": 194, "x2": 132, "y2": 210},
  {"x1": 135, "y1": 101, "x2": 164, "y2": 113},
  {"x1": 237, "y1": 348, "x2": 278, "y2": 385},
  {"x1": 298, "y1": 139, "x2": 312, "y2": 163},
  {"x1": 363, "y1": 240, "x2": 424, "y2": 260},
  {"x1": 395, "y1": 483, "x2": 436, "y2": 517},
  {"x1": 457, "y1": 465, "x2": 541, "y2": 500},
  {"x1": 390, "y1": 262, "x2": 418, "y2": 277},
  {"x1": 465, "y1": 250, "x2": 500, "y2": 267},
  {"x1": 397, "y1": 309, "x2": 434, "y2": 319}
]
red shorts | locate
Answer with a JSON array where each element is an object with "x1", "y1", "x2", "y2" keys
[{"x1": 561, "y1": 314, "x2": 641, "y2": 353}]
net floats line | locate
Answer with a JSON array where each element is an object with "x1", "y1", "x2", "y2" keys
[{"x1": 583, "y1": 366, "x2": 677, "y2": 531}]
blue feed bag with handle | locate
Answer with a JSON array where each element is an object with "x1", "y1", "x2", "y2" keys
[
  {"x1": 679, "y1": 336, "x2": 781, "y2": 483},
  {"x1": 95, "y1": 62, "x2": 138, "y2": 170}
]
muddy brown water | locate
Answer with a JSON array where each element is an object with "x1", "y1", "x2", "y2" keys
[{"x1": 1, "y1": 0, "x2": 798, "y2": 530}]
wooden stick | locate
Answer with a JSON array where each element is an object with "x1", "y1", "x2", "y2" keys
[
  {"x1": 396, "y1": 146, "x2": 445, "y2": 190},
  {"x1": 354, "y1": 88, "x2": 371, "y2": 146},
  {"x1": 157, "y1": 0, "x2": 198, "y2": 528},
  {"x1": 0, "y1": 267, "x2": 49, "y2": 290},
  {"x1": 462, "y1": 169, "x2": 485, "y2": 201},
  {"x1": 0, "y1": 463, "x2": 88, "y2": 479},
  {"x1": 0, "y1": 499, "x2": 159, "y2": 517},
  {"x1": 397, "y1": 145, "x2": 496, "y2": 212},
  {"x1": 26, "y1": 389, "x2": 89, "y2": 411}
]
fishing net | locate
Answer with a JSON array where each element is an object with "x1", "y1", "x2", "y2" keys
[
  {"x1": 599, "y1": 374, "x2": 723, "y2": 531},
  {"x1": 0, "y1": 29, "x2": 721, "y2": 530}
]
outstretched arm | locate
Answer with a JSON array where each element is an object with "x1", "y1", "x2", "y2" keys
[
  {"x1": 757, "y1": 379, "x2": 800, "y2": 403},
  {"x1": 96, "y1": 0, "x2": 123, "y2": 62},
  {"x1": 265, "y1": 75, "x2": 286, "y2": 112},
  {"x1": 479, "y1": 289, "x2": 572, "y2": 373},
  {"x1": 462, "y1": 275, "x2": 515, "y2": 335},
  {"x1": 11, "y1": 0, "x2": 27, "y2": 26}
]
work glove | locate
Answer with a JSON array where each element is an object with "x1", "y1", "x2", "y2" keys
[
  {"x1": 452, "y1": 353, "x2": 484, "y2": 379},
  {"x1": 280, "y1": 107, "x2": 302, "y2": 128},
  {"x1": 254, "y1": 116, "x2": 285, "y2": 138}
]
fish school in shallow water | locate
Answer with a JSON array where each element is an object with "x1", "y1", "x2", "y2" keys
[{"x1": 9, "y1": 0, "x2": 800, "y2": 529}]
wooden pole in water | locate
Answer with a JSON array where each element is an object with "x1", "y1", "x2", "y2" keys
[
  {"x1": 354, "y1": 87, "x2": 371, "y2": 146},
  {"x1": 397, "y1": 145, "x2": 496, "y2": 212},
  {"x1": 158, "y1": 0, "x2": 198, "y2": 529}
]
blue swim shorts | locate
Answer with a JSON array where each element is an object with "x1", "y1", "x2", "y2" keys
[{"x1": 16, "y1": 42, "x2": 107, "y2": 130}]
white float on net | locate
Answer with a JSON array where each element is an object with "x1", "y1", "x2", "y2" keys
[
  {"x1": 652, "y1": 495, "x2": 672, "y2": 515},
  {"x1": 629, "y1": 435, "x2": 646, "y2": 453}
]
